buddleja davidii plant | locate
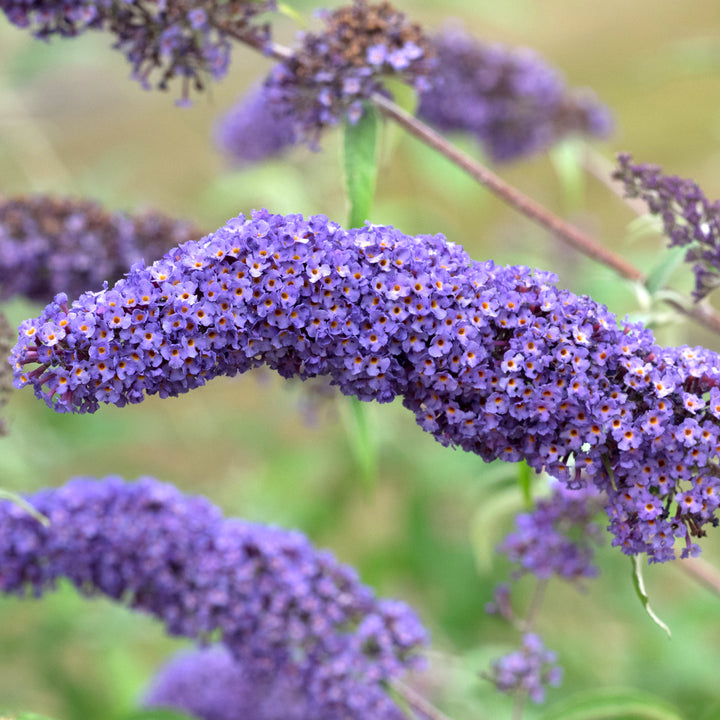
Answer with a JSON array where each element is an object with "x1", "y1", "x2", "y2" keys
[{"x1": 3, "y1": 2, "x2": 720, "y2": 719}]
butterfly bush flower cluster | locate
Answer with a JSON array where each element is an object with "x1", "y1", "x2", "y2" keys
[
  {"x1": 0, "y1": 194, "x2": 201, "y2": 304},
  {"x1": 486, "y1": 633, "x2": 562, "y2": 704},
  {"x1": 498, "y1": 483, "x2": 604, "y2": 582},
  {"x1": 143, "y1": 644, "x2": 411, "y2": 720},
  {"x1": 264, "y1": 0, "x2": 435, "y2": 145},
  {"x1": 215, "y1": 82, "x2": 297, "y2": 167},
  {"x1": 11, "y1": 209, "x2": 720, "y2": 562},
  {"x1": 214, "y1": 22, "x2": 610, "y2": 165},
  {"x1": 614, "y1": 153, "x2": 720, "y2": 301},
  {"x1": 417, "y1": 27, "x2": 612, "y2": 162},
  {"x1": 0, "y1": 312, "x2": 12, "y2": 435},
  {"x1": 0, "y1": 0, "x2": 275, "y2": 99},
  {"x1": 483, "y1": 485, "x2": 603, "y2": 703},
  {"x1": 0, "y1": 476, "x2": 427, "y2": 719}
]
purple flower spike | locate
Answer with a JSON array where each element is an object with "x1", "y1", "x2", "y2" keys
[
  {"x1": 215, "y1": 83, "x2": 297, "y2": 167},
  {"x1": 143, "y1": 644, "x2": 408, "y2": 720},
  {"x1": 499, "y1": 483, "x2": 604, "y2": 583},
  {"x1": 487, "y1": 633, "x2": 562, "y2": 704},
  {"x1": 614, "y1": 153, "x2": 720, "y2": 301},
  {"x1": 264, "y1": 0, "x2": 435, "y2": 145},
  {"x1": 0, "y1": 477, "x2": 427, "y2": 720},
  {"x1": 11, "y1": 208, "x2": 720, "y2": 561},
  {"x1": 0, "y1": 312, "x2": 12, "y2": 435},
  {"x1": 0, "y1": 0, "x2": 276, "y2": 99},
  {"x1": 0, "y1": 195, "x2": 202, "y2": 304},
  {"x1": 417, "y1": 27, "x2": 613, "y2": 162}
]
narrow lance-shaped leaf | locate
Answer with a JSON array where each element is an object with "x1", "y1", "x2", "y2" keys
[
  {"x1": 550, "y1": 140, "x2": 586, "y2": 214},
  {"x1": 276, "y1": 2, "x2": 304, "y2": 25},
  {"x1": 644, "y1": 245, "x2": 687, "y2": 295},
  {"x1": 516, "y1": 460, "x2": 534, "y2": 509},
  {"x1": 342, "y1": 104, "x2": 380, "y2": 490},
  {"x1": 631, "y1": 555, "x2": 671, "y2": 638},
  {"x1": 343, "y1": 104, "x2": 379, "y2": 229},
  {"x1": 343, "y1": 397, "x2": 379, "y2": 495}
]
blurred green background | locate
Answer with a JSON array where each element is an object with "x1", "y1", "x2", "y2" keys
[{"x1": 2, "y1": 0, "x2": 720, "y2": 718}]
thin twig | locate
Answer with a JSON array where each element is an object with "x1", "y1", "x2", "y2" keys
[
  {"x1": 392, "y1": 679, "x2": 455, "y2": 720},
  {"x1": 508, "y1": 579, "x2": 548, "y2": 720},
  {"x1": 676, "y1": 556, "x2": 720, "y2": 599},
  {"x1": 370, "y1": 92, "x2": 645, "y2": 283},
  {"x1": 523, "y1": 579, "x2": 548, "y2": 632},
  {"x1": 512, "y1": 691, "x2": 527, "y2": 720}
]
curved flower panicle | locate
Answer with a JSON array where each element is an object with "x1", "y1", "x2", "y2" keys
[
  {"x1": 215, "y1": 83, "x2": 297, "y2": 166},
  {"x1": 0, "y1": 477, "x2": 427, "y2": 719},
  {"x1": 499, "y1": 483, "x2": 604, "y2": 582},
  {"x1": 0, "y1": 194, "x2": 202, "y2": 304},
  {"x1": 614, "y1": 153, "x2": 720, "y2": 301},
  {"x1": 10, "y1": 208, "x2": 720, "y2": 561},
  {"x1": 142, "y1": 644, "x2": 407, "y2": 720},
  {"x1": 264, "y1": 0, "x2": 435, "y2": 145},
  {"x1": 417, "y1": 27, "x2": 613, "y2": 162},
  {"x1": 0, "y1": 0, "x2": 276, "y2": 99}
]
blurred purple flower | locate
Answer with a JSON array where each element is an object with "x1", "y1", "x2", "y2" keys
[
  {"x1": 143, "y1": 644, "x2": 406, "y2": 720},
  {"x1": 0, "y1": 194, "x2": 202, "y2": 303},
  {"x1": 0, "y1": 476, "x2": 427, "y2": 720},
  {"x1": 417, "y1": 27, "x2": 613, "y2": 162},
  {"x1": 487, "y1": 633, "x2": 562, "y2": 704},
  {"x1": 499, "y1": 483, "x2": 604, "y2": 582},
  {"x1": 215, "y1": 83, "x2": 297, "y2": 166},
  {"x1": 0, "y1": 0, "x2": 276, "y2": 99}
]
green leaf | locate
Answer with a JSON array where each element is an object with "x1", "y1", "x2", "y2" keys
[
  {"x1": 550, "y1": 139, "x2": 586, "y2": 213},
  {"x1": 0, "y1": 489, "x2": 49, "y2": 526},
  {"x1": 276, "y1": 2, "x2": 304, "y2": 25},
  {"x1": 625, "y1": 214, "x2": 664, "y2": 242},
  {"x1": 9, "y1": 713, "x2": 57, "y2": 720},
  {"x1": 341, "y1": 397, "x2": 378, "y2": 494},
  {"x1": 379, "y1": 79, "x2": 418, "y2": 163},
  {"x1": 342, "y1": 104, "x2": 379, "y2": 228},
  {"x1": 631, "y1": 555, "x2": 671, "y2": 638},
  {"x1": 516, "y1": 460, "x2": 534, "y2": 509},
  {"x1": 117, "y1": 710, "x2": 197, "y2": 720},
  {"x1": 382, "y1": 78, "x2": 418, "y2": 116},
  {"x1": 538, "y1": 687, "x2": 685, "y2": 720},
  {"x1": 644, "y1": 245, "x2": 688, "y2": 295}
]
